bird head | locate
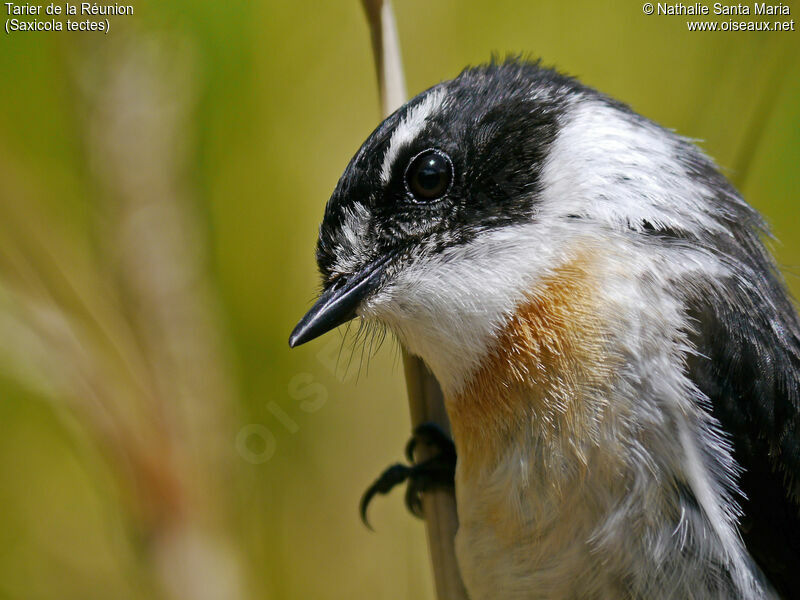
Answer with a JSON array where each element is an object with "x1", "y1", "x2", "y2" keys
[{"x1": 289, "y1": 59, "x2": 747, "y2": 394}]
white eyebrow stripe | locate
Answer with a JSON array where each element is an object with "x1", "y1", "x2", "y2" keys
[{"x1": 379, "y1": 88, "x2": 446, "y2": 185}]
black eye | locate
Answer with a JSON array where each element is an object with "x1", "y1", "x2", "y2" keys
[{"x1": 405, "y1": 150, "x2": 453, "y2": 201}]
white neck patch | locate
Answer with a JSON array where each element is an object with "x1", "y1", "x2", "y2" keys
[{"x1": 537, "y1": 99, "x2": 734, "y2": 237}]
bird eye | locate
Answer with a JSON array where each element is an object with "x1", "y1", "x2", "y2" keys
[{"x1": 405, "y1": 150, "x2": 453, "y2": 202}]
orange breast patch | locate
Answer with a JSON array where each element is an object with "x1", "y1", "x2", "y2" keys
[{"x1": 448, "y1": 256, "x2": 617, "y2": 477}]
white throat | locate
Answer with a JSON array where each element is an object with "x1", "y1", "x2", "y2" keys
[{"x1": 360, "y1": 222, "x2": 586, "y2": 395}]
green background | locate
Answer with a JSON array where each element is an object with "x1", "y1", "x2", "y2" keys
[{"x1": 0, "y1": 1, "x2": 797, "y2": 598}]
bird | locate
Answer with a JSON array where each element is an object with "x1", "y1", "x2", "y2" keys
[{"x1": 288, "y1": 58, "x2": 800, "y2": 599}]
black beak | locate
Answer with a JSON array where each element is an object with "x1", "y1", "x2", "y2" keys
[{"x1": 288, "y1": 253, "x2": 394, "y2": 348}]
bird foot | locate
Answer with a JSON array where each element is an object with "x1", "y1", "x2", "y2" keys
[{"x1": 360, "y1": 422, "x2": 456, "y2": 528}]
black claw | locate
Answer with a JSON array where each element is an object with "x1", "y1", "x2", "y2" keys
[
  {"x1": 360, "y1": 463, "x2": 412, "y2": 529},
  {"x1": 405, "y1": 475, "x2": 423, "y2": 517},
  {"x1": 404, "y1": 435, "x2": 417, "y2": 463},
  {"x1": 361, "y1": 422, "x2": 457, "y2": 529}
]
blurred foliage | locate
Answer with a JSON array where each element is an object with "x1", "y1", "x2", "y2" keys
[{"x1": 0, "y1": 1, "x2": 797, "y2": 599}]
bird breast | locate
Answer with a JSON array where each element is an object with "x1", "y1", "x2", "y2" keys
[{"x1": 448, "y1": 255, "x2": 636, "y2": 598}]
